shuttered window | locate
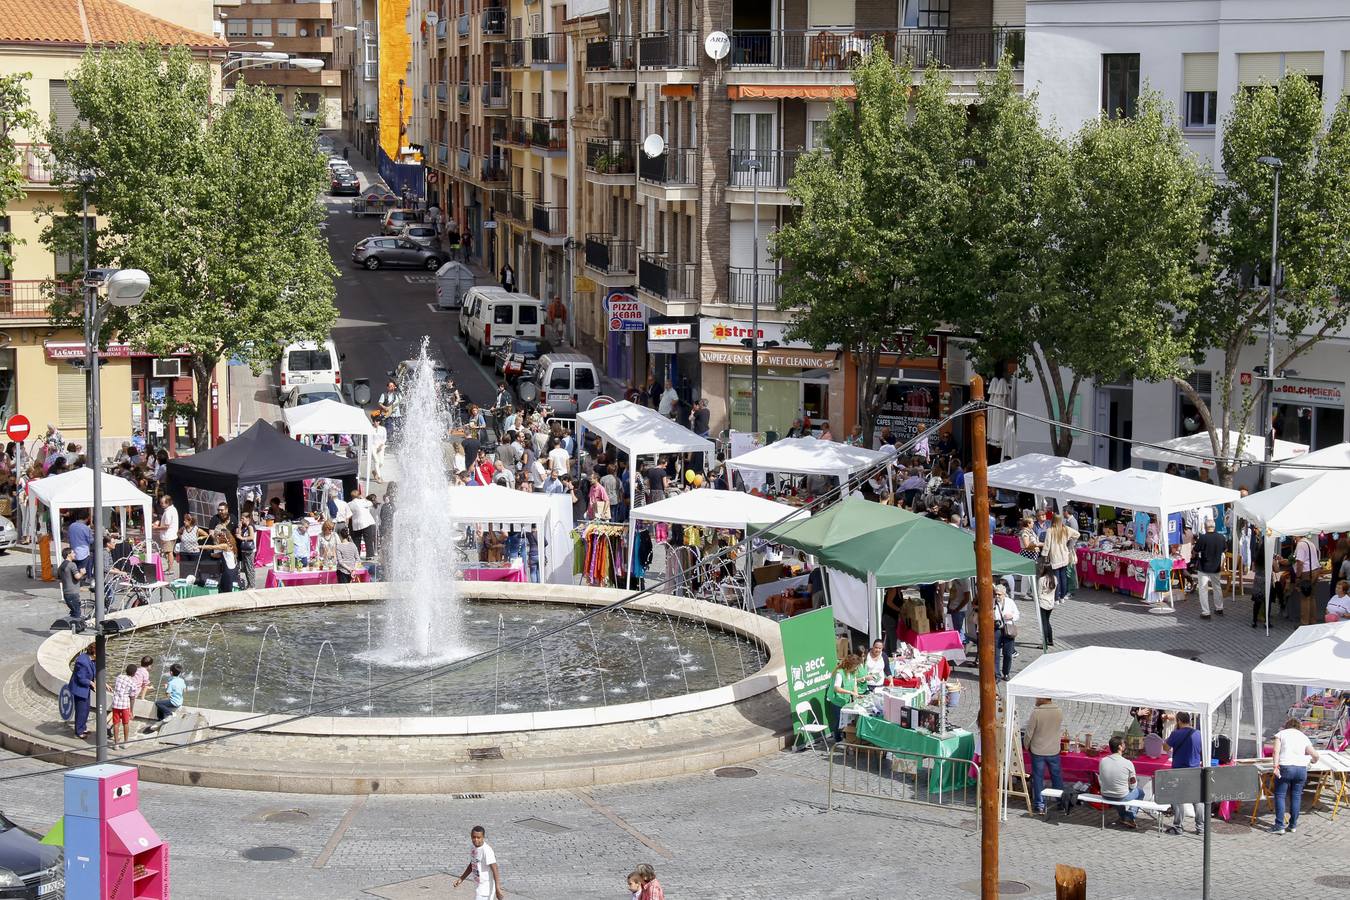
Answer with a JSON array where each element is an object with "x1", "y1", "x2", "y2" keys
[
  {"x1": 49, "y1": 80, "x2": 78, "y2": 131},
  {"x1": 991, "y1": 0, "x2": 1025, "y2": 27},
  {"x1": 1285, "y1": 51, "x2": 1323, "y2": 76},
  {"x1": 807, "y1": 0, "x2": 854, "y2": 29},
  {"x1": 1344, "y1": 52, "x2": 1350, "y2": 95},
  {"x1": 1183, "y1": 53, "x2": 1218, "y2": 93},
  {"x1": 57, "y1": 366, "x2": 86, "y2": 428},
  {"x1": 1237, "y1": 53, "x2": 1282, "y2": 85}
]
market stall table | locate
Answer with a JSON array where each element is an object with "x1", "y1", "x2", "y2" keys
[
  {"x1": 1248, "y1": 750, "x2": 1350, "y2": 824},
  {"x1": 264, "y1": 567, "x2": 368, "y2": 588},
  {"x1": 1076, "y1": 547, "x2": 1185, "y2": 598},
  {"x1": 992, "y1": 533, "x2": 1022, "y2": 555},
  {"x1": 897, "y1": 626, "x2": 966, "y2": 664},
  {"x1": 855, "y1": 715, "x2": 975, "y2": 794},
  {"x1": 1029, "y1": 749, "x2": 1172, "y2": 786},
  {"x1": 462, "y1": 564, "x2": 525, "y2": 583}
]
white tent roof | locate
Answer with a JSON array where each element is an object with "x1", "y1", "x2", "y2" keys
[
  {"x1": 28, "y1": 467, "x2": 154, "y2": 510},
  {"x1": 446, "y1": 483, "x2": 553, "y2": 525},
  {"x1": 282, "y1": 399, "x2": 375, "y2": 437},
  {"x1": 1251, "y1": 621, "x2": 1350, "y2": 742},
  {"x1": 576, "y1": 400, "x2": 713, "y2": 457},
  {"x1": 1007, "y1": 646, "x2": 1243, "y2": 717},
  {"x1": 984, "y1": 452, "x2": 1112, "y2": 499},
  {"x1": 1271, "y1": 441, "x2": 1350, "y2": 483},
  {"x1": 1131, "y1": 430, "x2": 1307, "y2": 471},
  {"x1": 631, "y1": 488, "x2": 806, "y2": 530},
  {"x1": 725, "y1": 436, "x2": 887, "y2": 479},
  {"x1": 1058, "y1": 467, "x2": 1239, "y2": 519},
  {"x1": 1235, "y1": 471, "x2": 1350, "y2": 536}
]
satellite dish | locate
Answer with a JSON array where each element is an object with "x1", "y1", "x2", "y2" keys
[
  {"x1": 642, "y1": 134, "x2": 665, "y2": 158},
  {"x1": 704, "y1": 31, "x2": 730, "y2": 61},
  {"x1": 426, "y1": 11, "x2": 440, "y2": 25}
]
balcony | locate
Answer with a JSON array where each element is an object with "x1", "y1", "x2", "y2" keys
[
  {"x1": 638, "y1": 148, "x2": 696, "y2": 201},
  {"x1": 726, "y1": 149, "x2": 803, "y2": 205},
  {"x1": 531, "y1": 204, "x2": 567, "y2": 244},
  {"x1": 501, "y1": 39, "x2": 526, "y2": 68},
  {"x1": 15, "y1": 143, "x2": 53, "y2": 185},
  {"x1": 585, "y1": 138, "x2": 637, "y2": 185},
  {"x1": 457, "y1": 14, "x2": 470, "y2": 38},
  {"x1": 638, "y1": 30, "x2": 698, "y2": 69},
  {"x1": 436, "y1": 82, "x2": 448, "y2": 104},
  {"x1": 585, "y1": 36, "x2": 636, "y2": 74},
  {"x1": 0, "y1": 280, "x2": 74, "y2": 320},
  {"x1": 239, "y1": 67, "x2": 341, "y2": 87},
  {"x1": 266, "y1": 35, "x2": 334, "y2": 54},
  {"x1": 458, "y1": 84, "x2": 471, "y2": 107},
  {"x1": 237, "y1": 2, "x2": 332, "y2": 17},
  {"x1": 502, "y1": 191, "x2": 533, "y2": 224},
  {"x1": 728, "y1": 28, "x2": 1024, "y2": 75},
  {"x1": 530, "y1": 33, "x2": 566, "y2": 69},
  {"x1": 638, "y1": 252, "x2": 697, "y2": 308},
  {"x1": 481, "y1": 7, "x2": 506, "y2": 36},
  {"x1": 728, "y1": 266, "x2": 782, "y2": 307},
  {"x1": 584, "y1": 234, "x2": 636, "y2": 277},
  {"x1": 497, "y1": 117, "x2": 528, "y2": 147},
  {"x1": 481, "y1": 83, "x2": 508, "y2": 113},
  {"x1": 458, "y1": 148, "x2": 472, "y2": 173},
  {"x1": 529, "y1": 118, "x2": 567, "y2": 156},
  {"x1": 479, "y1": 158, "x2": 508, "y2": 185}
]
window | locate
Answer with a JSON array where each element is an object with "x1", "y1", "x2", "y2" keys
[
  {"x1": 57, "y1": 366, "x2": 86, "y2": 429},
  {"x1": 1176, "y1": 372, "x2": 1212, "y2": 438},
  {"x1": 574, "y1": 367, "x2": 595, "y2": 390},
  {"x1": 1239, "y1": 52, "x2": 1323, "y2": 95},
  {"x1": 902, "y1": 0, "x2": 950, "y2": 29},
  {"x1": 276, "y1": 18, "x2": 297, "y2": 36},
  {"x1": 226, "y1": 18, "x2": 247, "y2": 37},
  {"x1": 49, "y1": 80, "x2": 78, "y2": 132},
  {"x1": 1182, "y1": 53, "x2": 1218, "y2": 130},
  {"x1": 53, "y1": 216, "x2": 95, "y2": 280},
  {"x1": 1185, "y1": 91, "x2": 1217, "y2": 128},
  {"x1": 518, "y1": 305, "x2": 538, "y2": 325},
  {"x1": 493, "y1": 305, "x2": 513, "y2": 325},
  {"x1": 251, "y1": 19, "x2": 272, "y2": 37},
  {"x1": 1102, "y1": 53, "x2": 1140, "y2": 119},
  {"x1": 286, "y1": 349, "x2": 332, "y2": 370},
  {"x1": 549, "y1": 367, "x2": 569, "y2": 389},
  {"x1": 0, "y1": 217, "x2": 8, "y2": 280},
  {"x1": 806, "y1": 0, "x2": 854, "y2": 29},
  {"x1": 807, "y1": 118, "x2": 829, "y2": 149}
]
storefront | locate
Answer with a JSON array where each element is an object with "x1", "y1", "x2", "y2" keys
[
  {"x1": 646, "y1": 319, "x2": 699, "y2": 400},
  {"x1": 605, "y1": 288, "x2": 646, "y2": 387},
  {"x1": 1271, "y1": 377, "x2": 1346, "y2": 450},
  {"x1": 844, "y1": 333, "x2": 967, "y2": 452}
]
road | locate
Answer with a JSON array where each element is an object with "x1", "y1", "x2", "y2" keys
[{"x1": 322, "y1": 148, "x2": 500, "y2": 413}]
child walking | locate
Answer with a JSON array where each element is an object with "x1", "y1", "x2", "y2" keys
[
  {"x1": 453, "y1": 825, "x2": 503, "y2": 900},
  {"x1": 110, "y1": 663, "x2": 138, "y2": 749}
]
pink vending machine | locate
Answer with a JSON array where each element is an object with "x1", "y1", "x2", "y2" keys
[{"x1": 64, "y1": 764, "x2": 169, "y2": 900}]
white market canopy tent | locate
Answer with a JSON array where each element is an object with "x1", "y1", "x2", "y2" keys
[
  {"x1": 1251, "y1": 621, "x2": 1350, "y2": 744},
  {"x1": 982, "y1": 452, "x2": 1112, "y2": 503},
  {"x1": 26, "y1": 467, "x2": 156, "y2": 568},
  {"x1": 1131, "y1": 430, "x2": 1307, "y2": 471},
  {"x1": 1271, "y1": 441, "x2": 1350, "y2": 483},
  {"x1": 576, "y1": 401, "x2": 715, "y2": 587},
  {"x1": 283, "y1": 399, "x2": 377, "y2": 487},
  {"x1": 1059, "y1": 467, "x2": 1239, "y2": 551},
  {"x1": 1004, "y1": 646, "x2": 1243, "y2": 816},
  {"x1": 632, "y1": 488, "x2": 805, "y2": 530},
  {"x1": 445, "y1": 484, "x2": 573, "y2": 583},
  {"x1": 725, "y1": 436, "x2": 888, "y2": 484}
]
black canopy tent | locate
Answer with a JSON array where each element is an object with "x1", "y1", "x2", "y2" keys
[{"x1": 165, "y1": 420, "x2": 358, "y2": 519}]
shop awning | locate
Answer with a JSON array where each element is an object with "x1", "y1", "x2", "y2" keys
[
  {"x1": 1130, "y1": 430, "x2": 1306, "y2": 470},
  {"x1": 727, "y1": 85, "x2": 856, "y2": 100}
]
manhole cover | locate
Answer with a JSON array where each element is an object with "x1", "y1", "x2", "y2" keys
[
  {"x1": 1164, "y1": 648, "x2": 1203, "y2": 662},
  {"x1": 1315, "y1": 875, "x2": 1350, "y2": 890},
  {"x1": 957, "y1": 880, "x2": 1032, "y2": 896},
  {"x1": 468, "y1": 746, "x2": 504, "y2": 760},
  {"x1": 241, "y1": 846, "x2": 298, "y2": 862},
  {"x1": 514, "y1": 817, "x2": 571, "y2": 834},
  {"x1": 261, "y1": 809, "x2": 309, "y2": 824},
  {"x1": 714, "y1": 766, "x2": 757, "y2": 778}
]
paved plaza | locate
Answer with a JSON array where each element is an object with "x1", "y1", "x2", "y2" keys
[{"x1": 0, "y1": 554, "x2": 1345, "y2": 899}]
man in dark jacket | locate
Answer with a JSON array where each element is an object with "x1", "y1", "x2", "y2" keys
[{"x1": 1192, "y1": 518, "x2": 1227, "y2": 619}]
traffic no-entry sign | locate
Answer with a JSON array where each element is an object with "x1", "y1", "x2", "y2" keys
[{"x1": 5, "y1": 414, "x2": 30, "y2": 443}]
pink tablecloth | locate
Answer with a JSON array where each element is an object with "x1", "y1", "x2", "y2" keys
[
  {"x1": 462, "y1": 565, "x2": 525, "y2": 583},
  {"x1": 993, "y1": 533, "x2": 1023, "y2": 554},
  {"x1": 1037, "y1": 750, "x2": 1173, "y2": 785},
  {"x1": 1076, "y1": 548, "x2": 1186, "y2": 598},
  {"x1": 897, "y1": 626, "x2": 967, "y2": 664},
  {"x1": 264, "y1": 567, "x2": 368, "y2": 588},
  {"x1": 255, "y1": 530, "x2": 319, "y2": 567}
]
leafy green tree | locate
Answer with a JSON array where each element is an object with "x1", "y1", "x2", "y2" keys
[
  {"x1": 0, "y1": 73, "x2": 38, "y2": 274},
  {"x1": 957, "y1": 74, "x2": 1212, "y2": 457},
  {"x1": 1176, "y1": 73, "x2": 1350, "y2": 485},
  {"x1": 44, "y1": 45, "x2": 336, "y2": 448},
  {"x1": 772, "y1": 51, "x2": 966, "y2": 443}
]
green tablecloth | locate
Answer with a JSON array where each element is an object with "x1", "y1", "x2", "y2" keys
[{"x1": 855, "y1": 715, "x2": 976, "y2": 795}]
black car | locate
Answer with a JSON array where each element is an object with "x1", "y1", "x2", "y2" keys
[
  {"x1": 330, "y1": 169, "x2": 360, "y2": 195},
  {"x1": 351, "y1": 236, "x2": 444, "y2": 271},
  {"x1": 493, "y1": 338, "x2": 552, "y2": 381},
  {"x1": 0, "y1": 811, "x2": 62, "y2": 899}
]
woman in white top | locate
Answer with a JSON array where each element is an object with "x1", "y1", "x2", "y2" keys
[
  {"x1": 1270, "y1": 717, "x2": 1320, "y2": 834},
  {"x1": 1328, "y1": 580, "x2": 1350, "y2": 621},
  {"x1": 315, "y1": 519, "x2": 340, "y2": 568},
  {"x1": 862, "y1": 639, "x2": 890, "y2": 686},
  {"x1": 993, "y1": 584, "x2": 1020, "y2": 681},
  {"x1": 1043, "y1": 514, "x2": 1080, "y2": 602},
  {"x1": 200, "y1": 527, "x2": 238, "y2": 594}
]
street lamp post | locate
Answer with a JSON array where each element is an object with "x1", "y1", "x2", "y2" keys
[
  {"x1": 1257, "y1": 155, "x2": 1283, "y2": 491},
  {"x1": 746, "y1": 156, "x2": 762, "y2": 435},
  {"x1": 81, "y1": 186, "x2": 151, "y2": 763}
]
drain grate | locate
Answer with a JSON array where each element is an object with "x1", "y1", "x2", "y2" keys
[
  {"x1": 1315, "y1": 875, "x2": 1350, "y2": 890},
  {"x1": 468, "y1": 746, "x2": 504, "y2": 760},
  {"x1": 261, "y1": 809, "x2": 310, "y2": 824},
  {"x1": 514, "y1": 817, "x2": 571, "y2": 834},
  {"x1": 241, "y1": 846, "x2": 298, "y2": 862},
  {"x1": 713, "y1": 766, "x2": 757, "y2": 779},
  {"x1": 452, "y1": 793, "x2": 484, "y2": 800},
  {"x1": 1163, "y1": 648, "x2": 1203, "y2": 662}
]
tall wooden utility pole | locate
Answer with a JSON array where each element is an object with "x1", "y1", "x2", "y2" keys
[{"x1": 970, "y1": 375, "x2": 1000, "y2": 899}]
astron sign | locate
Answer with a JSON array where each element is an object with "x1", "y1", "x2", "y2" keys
[{"x1": 699, "y1": 317, "x2": 827, "y2": 349}]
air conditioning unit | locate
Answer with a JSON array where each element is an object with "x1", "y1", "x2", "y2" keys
[
  {"x1": 945, "y1": 343, "x2": 970, "y2": 385},
  {"x1": 152, "y1": 358, "x2": 183, "y2": 378}
]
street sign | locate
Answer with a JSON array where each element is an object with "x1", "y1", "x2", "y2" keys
[
  {"x1": 1154, "y1": 765, "x2": 1260, "y2": 806},
  {"x1": 5, "y1": 414, "x2": 30, "y2": 443}
]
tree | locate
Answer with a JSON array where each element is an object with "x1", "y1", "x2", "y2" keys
[
  {"x1": 0, "y1": 73, "x2": 38, "y2": 274},
  {"x1": 1175, "y1": 73, "x2": 1350, "y2": 486},
  {"x1": 957, "y1": 73, "x2": 1212, "y2": 457},
  {"x1": 44, "y1": 45, "x2": 337, "y2": 448},
  {"x1": 772, "y1": 50, "x2": 966, "y2": 444}
]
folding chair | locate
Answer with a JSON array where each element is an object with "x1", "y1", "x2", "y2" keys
[{"x1": 793, "y1": 700, "x2": 833, "y2": 758}]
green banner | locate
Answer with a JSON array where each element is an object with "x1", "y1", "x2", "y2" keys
[{"x1": 778, "y1": 606, "x2": 838, "y2": 734}]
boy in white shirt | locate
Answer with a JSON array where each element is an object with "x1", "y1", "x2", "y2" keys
[{"x1": 453, "y1": 826, "x2": 503, "y2": 899}]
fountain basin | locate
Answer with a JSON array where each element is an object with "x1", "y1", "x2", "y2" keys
[{"x1": 14, "y1": 582, "x2": 789, "y2": 792}]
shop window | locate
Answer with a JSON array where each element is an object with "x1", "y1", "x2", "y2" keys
[
  {"x1": 1102, "y1": 53, "x2": 1140, "y2": 119},
  {"x1": 57, "y1": 365, "x2": 86, "y2": 428}
]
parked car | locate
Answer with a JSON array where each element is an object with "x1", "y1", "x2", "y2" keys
[
  {"x1": 0, "y1": 809, "x2": 63, "y2": 898},
  {"x1": 399, "y1": 223, "x2": 438, "y2": 247},
  {"x1": 0, "y1": 514, "x2": 17, "y2": 553},
  {"x1": 494, "y1": 338, "x2": 552, "y2": 381},
  {"x1": 523, "y1": 352, "x2": 601, "y2": 416},
  {"x1": 330, "y1": 169, "x2": 360, "y2": 195},
  {"x1": 351, "y1": 236, "x2": 444, "y2": 271},
  {"x1": 277, "y1": 338, "x2": 342, "y2": 399},
  {"x1": 381, "y1": 208, "x2": 421, "y2": 235},
  {"x1": 327, "y1": 156, "x2": 349, "y2": 170},
  {"x1": 280, "y1": 382, "x2": 351, "y2": 409}
]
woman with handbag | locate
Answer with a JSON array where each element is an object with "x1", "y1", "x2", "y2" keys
[
  {"x1": 234, "y1": 510, "x2": 257, "y2": 589},
  {"x1": 1043, "y1": 514, "x2": 1080, "y2": 602},
  {"x1": 1036, "y1": 563, "x2": 1058, "y2": 646},
  {"x1": 993, "y1": 584, "x2": 1020, "y2": 681}
]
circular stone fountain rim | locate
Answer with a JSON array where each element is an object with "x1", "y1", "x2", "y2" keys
[{"x1": 35, "y1": 582, "x2": 785, "y2": 737}]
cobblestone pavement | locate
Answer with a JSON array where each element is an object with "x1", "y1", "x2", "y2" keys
[{"x1": 0, "y1": 557, "x2": 1344, "y2": 899}]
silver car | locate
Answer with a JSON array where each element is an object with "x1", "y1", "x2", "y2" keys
[
  {"x1": 0, "y1": 515, "x2": 16, "y2": 552},
  {"x1": 400, "y1": 224, "x2": 439, "y2": 248}
]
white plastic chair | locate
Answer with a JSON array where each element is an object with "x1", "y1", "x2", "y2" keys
[{"x1": 793, "y1": 700, "x2": 832, "y2": 757}]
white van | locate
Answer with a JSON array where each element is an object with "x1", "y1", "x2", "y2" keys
[
  {"x1": 277, "y1": 339, "x2": 341, "y2": 399},
  {"x1": 527, "y1": 352, "x2": 601, "y2": 416},
  {"x1": 462, "y1": 289, "x2": 545, "y2": 362},
  {"x1": 458, "y1": 285, "x2": 508, "y2": 341}
]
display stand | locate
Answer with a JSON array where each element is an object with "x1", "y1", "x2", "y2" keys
[
  {"x1": 1002, "y1": 719, "x2": 1033, "y2": 815},
  {"x1": 64, "y1": 764, "x2": 168, "y2": 900}
]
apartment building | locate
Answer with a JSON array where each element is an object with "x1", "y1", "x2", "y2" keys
[
  {"x1": 1018, "y1": 0, "x2": 1350, "y2": 467},
  {"x1": 216, "y1": 0, "x2": 344, "y2": 128},
  {"x1": 336, "y1": 0, "x2": 381, "y2": 156},
  {"x1": 0, "y1": 0, "x2": 229, "y2": 453},
  {"x1": 570, "y1": 0, "x2": 1024, "y2": 436}
]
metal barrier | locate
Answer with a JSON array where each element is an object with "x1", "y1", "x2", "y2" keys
[{"x1": 827, "y1": 741, "x2": 979, "y2": 819}]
